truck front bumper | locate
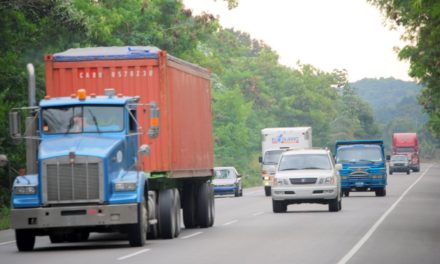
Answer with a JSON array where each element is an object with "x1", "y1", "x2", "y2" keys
[{"x1": 11, "y1": 203, "x2": 139, "y2": 229}]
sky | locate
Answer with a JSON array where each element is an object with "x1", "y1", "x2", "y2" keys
[{"x1": 183, "y1": 0, "x2": 412, "y2": 82}]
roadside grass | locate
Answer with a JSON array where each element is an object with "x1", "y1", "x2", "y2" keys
[{"x1": 0, "y1": 207, "x2": 10, "y2": 230}]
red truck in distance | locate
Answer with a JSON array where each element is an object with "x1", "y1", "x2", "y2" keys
[{"x1": 392, "y1": 133, "x2": 420, "y2": 172}]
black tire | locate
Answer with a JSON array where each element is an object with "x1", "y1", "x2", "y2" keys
[
  {"x1": 407, "y1": 170, "x2": 410, "y2": 175},
  {"x1": 197, "y1": 182, "x2": 214, "y2": 228},
  {"x1": 264, "y1": 186, "x2": 271, "y2": 197},
  {"x1": 128, "y1": 200, "x2": 148, "y2": 247},
  {"x1": 343, "y1": 191, "x2": 350, "y2": 197},
  {"x1": 389, "y1": 170, "x2": 393, "y2": 175},
  {"x1": 15, "y1": 229, "x2": 35, "y2": 252},
  {"x1": 338, "y1": 200, "x2": 342, "y2": 211},
  {"x1": 182, "y1": 183, "x2": 197, "y2": 228},
  {"x1": 173, "y1": 189, "x2": 181, "y2": 238},
  {"x1": 375, "y1": 187, "x2": 386, "y2": 197},
  {"x1": 240, "y1": 187, "x2": 243, "y2": 197},
  {"x1": 272, "y1": 200, "x2": 287, "y2": 213},
  {"x1": 49, "y1": 233, "x2": 65, "y2": 243},
  {"x1": 329, "y1": 198, "x2": 339, "y2": 212},
  {"x1": 158, "y1": 189, "x2": 176, "y2": 239},
  {"x1": 234, "y1": 185, "x2": 240, "y2": 197}
]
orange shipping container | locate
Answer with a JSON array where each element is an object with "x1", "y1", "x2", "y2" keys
[{"x1": 45, "y1": 47, "x2": 213, "y2": 178}]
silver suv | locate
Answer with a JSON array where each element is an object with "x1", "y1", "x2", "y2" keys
[{"x1": 272, "y1": 148, "x2": 342, "y2": 213}]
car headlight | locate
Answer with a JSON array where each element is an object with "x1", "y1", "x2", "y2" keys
[
  {"x1": 14, "y1": 186, "x2": 37, "y2": 195},
  {"x1": 274, "y1": 178, "x2": 289, "y2": 186},
  {"x1": 318, "y1": 177, "x2": 335, "y2": 185},
  {"x1": 114, "y1": 182, "x2": 137, "y2": 192}
]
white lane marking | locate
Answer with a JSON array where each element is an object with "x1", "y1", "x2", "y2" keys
[
  {"x1": 252, "y1": 211, "x2": 264, "y2": 216},
  {"x1": 0, "y1": 240, "x2": 15, "y2": 246},
  {"x1": 180, "y1": 231, "x2": 203, "y2": 240},
  {"x1": 337, "y1": 164, "x2": 433, "y2": 264},
  {"x1": 222, "y1": 219, "x2": 238, "y2": 226},
  {"x1": 245, "y1": 191, "x2": 261, "y2": 195},
  {"x1": 118, "y1": 248, "x2": 151, "y2": 261}
]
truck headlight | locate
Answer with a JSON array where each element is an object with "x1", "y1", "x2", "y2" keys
[
  {"x1": 274, "y1": 178, "x2": 289, "y2": 186},
  {"x1": 114, "y1": 182, "x2": 137, "y2": 192},
  {"x1": 14, "y1": 186, "x2": 37, "y2": 195}
]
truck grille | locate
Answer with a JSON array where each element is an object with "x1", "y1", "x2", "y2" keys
[
  {"x1": 42, "y1": 156, "x2": 103, "y2": 204},
  {"x1": 289, "y1": 178, "x2": 317, "y2": 184}
]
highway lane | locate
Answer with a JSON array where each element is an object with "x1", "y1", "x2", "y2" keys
[{"x1": 0, "y1": 162, "x2": 438, "y2": 264}]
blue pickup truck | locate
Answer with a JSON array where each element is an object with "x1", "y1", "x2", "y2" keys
[{"x1": 335, "y1": 140, "x2": 387, "y2": 197}]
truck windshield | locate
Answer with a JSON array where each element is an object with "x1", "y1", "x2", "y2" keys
[
  {"x1": 278, "y1": 154, "x2": 331, "y2": 171},
  {"x1": 396, "y1": 147, "x2": 415, "y2": 152},
  {"x1": 336, "y1": 146, "x2": 383, "y2": 163},
  {"x1": 42, "y1": 105, "x2": 124, "y2": 134},
  {"x1": 263, "y1": 150, "x2": 285, "y2": 165}
]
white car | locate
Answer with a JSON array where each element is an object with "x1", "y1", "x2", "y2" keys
[
  {"x1": 213, "y1": 167, "x2": 243, "y2": 197},
  {"x1": 272, "y1": 148, "x2": 342, "y2": 213}
]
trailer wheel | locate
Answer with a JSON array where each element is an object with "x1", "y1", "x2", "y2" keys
[
  {"x1": 197, "y1": 182, "x2": 214, "y2": 228},
  {"x1": 182, "y1": 183, "x2": 197, "y2": 228},
  {"x1": 128, "y1": 200, "x2": 147, "y2": 247},
  {"x1": 158, "y1": 189, "x2": 176, "y2": 239},
  {"x1": 173, "y1": 189, "x2": 181, "y2": 237},
  {"x1": 49, "y1": 233, "x2": 65, "y2": 243},
  {"x1": 16, "y1": 229, "x2": 35, "y2": 251}
]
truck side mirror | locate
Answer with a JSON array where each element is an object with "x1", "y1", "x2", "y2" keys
[
  {"x1": 139, "y1": 144, "x2": 151, "y2": 156},
  {"x1": 386, "y1": 155, "x2": 390, "y2": 161},
  {"x1": 258, "y1": 156, "x2": 262, "y2": 163},
  {"x1": 9, "y1": 110, "x2": 22, "y2": 138}
]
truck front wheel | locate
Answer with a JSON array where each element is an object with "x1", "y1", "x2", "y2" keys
[
  {"x1": 375, "y1": 187, "x2": 386, "y2": 197},
  {"x1": 128, "y1": 200, "x2": 148, "y2": 247},
  {"x1": 16, "y1": 229, "x2": 35, "y2": 251},
  {"x1": 264, "y1": 186, "x2": 271, "y2": 196}
]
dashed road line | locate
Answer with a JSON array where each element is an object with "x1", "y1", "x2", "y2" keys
[
  {"x1": 118, "y1": 248, "x2": 151, "y2": 261},
  {"x1": 222, "y1": 219, "x2": 238, "y2": 226},
  {"x1": 0, "y1": 240, "x2": 15, "y2": 246},
  {"x1": 337, "y1": 164, "x2": 433, "y2": 264},
  {"x1": 252, "y1": 211, "x2": 264, "y2": 216},
  {"x1": 180, "y1": 231, "x2": 203, "y2": 240}
]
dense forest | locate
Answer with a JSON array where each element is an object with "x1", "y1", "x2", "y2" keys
[
  {"x1": 0, "y1": 0, "x2": 418, "y2": 210},
  {"x1": 352, "y1": 78, "x2": 438, "y2": 157}
]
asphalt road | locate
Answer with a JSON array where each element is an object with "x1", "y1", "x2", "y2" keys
[{"x1": 0, "y1": 162, "x2": 439, "y2": 264}]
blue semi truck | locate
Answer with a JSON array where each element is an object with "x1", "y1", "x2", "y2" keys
[
  {"x1": 9, "y1": 47, "x2": 215, "y2": 251},
  {"x1": 334, "y1": 140, "x2": 387, "y2": 197}
]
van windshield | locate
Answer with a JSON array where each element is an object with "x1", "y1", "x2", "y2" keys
[
  {"x1": 42, "y1": 105, "x2": 124, "y2": 134},
  {"x1": 336, "y1": 146, "x2": 383, "y2": 163},
  {"x1": 278, "y1": 154, "x2": 331, "y2": 171}
]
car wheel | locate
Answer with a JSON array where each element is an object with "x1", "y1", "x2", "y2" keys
[
  {"x1": 407, "y1": 170, "x2": 410, "y2": 175},
  {"x1": 272, "y1": 200, "x2": 287, "y2": 213},
  {"x1": 343, "y1": 191, "x2": 350, "y2": 197},
  {"x1": 329, "y1": 198, "x2": 339, "y2": 212},
  {"x1": 389, "y1": 170, "x2": 393, "y2": 175}
]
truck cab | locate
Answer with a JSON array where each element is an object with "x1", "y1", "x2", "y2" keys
[
  {"x1": 335, "y1": 140, "x2": 387, "y2": 197},
  {"x1": 10, "y1": 89, "x2": 157, "y2": 250}
]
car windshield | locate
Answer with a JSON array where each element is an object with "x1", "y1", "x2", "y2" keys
[
  {"x1": 278, "y1": 154, "x2": 332, "y2": 171},
  {"x1": 42, "y1": 105, "x2": 124, "y2": 134},
  {"x1": 214, "y1": 169, "x2": 235, "y2": 179},
  {"x1": 336, "y1": 146, "x2": 383, "y2": 163},
  {"x1": 391, "y1": 155, "x2": 407, "y2": 161},
  {"x1": 263, "y1": 150, "x2": 285, "y2": 165}
]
